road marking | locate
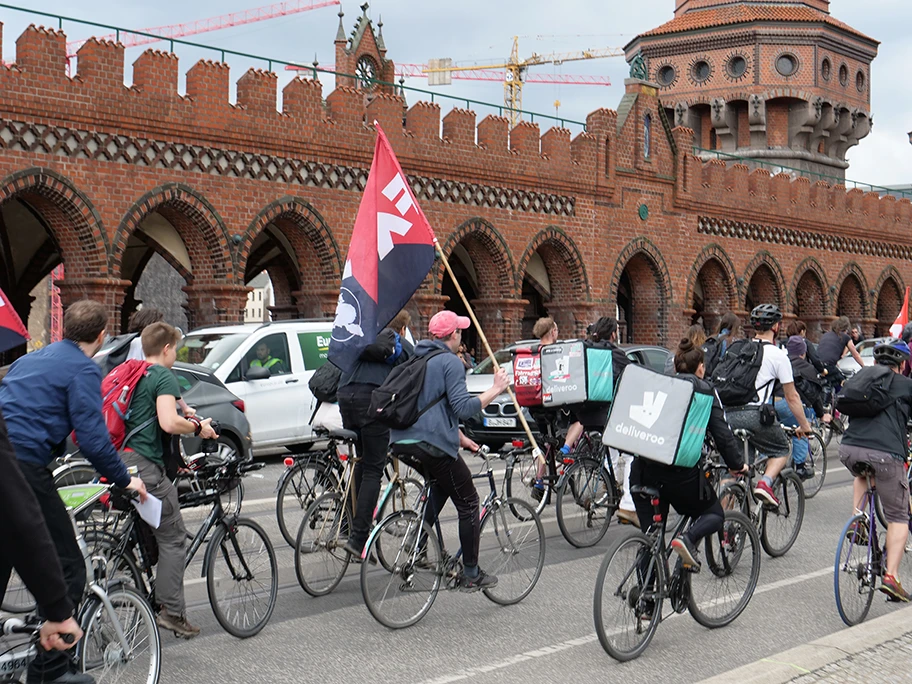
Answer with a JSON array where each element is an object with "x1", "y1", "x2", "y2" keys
[{"x1": 414, "y1": 565, "x2": 833, "y2": 684}]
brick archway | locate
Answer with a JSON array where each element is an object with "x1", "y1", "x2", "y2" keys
[
  {"x1": 742, "y1": 251, "x2": 787, "y2": 312},
  {"x1": 685, "y1": 244, "x2": 737, "y2": 333},
  {"x1": 436, "y1": 218, "x2": 515, "y2": 297},
  {"x1": 874, "y1": 266, "x2": 905, "y2": 337},
  {"x1": 239, "y1": 197, "x2": 342, "y2": 319},
  {"x1": 610, "y1": 237, "x2": 673, "y2": 346},
  {"x1": 833, "y1": 262, "x2": 869, "y2": 323},
  {"x1": 791, "y1": 258, "x2": 830, "y2": 342}
]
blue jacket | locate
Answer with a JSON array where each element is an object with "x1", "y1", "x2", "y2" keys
[
  {"x1": 391, "y1": 340, "x2": 482, "y2": 458},
  {"x1": 0, "y1": 340, "x2": 130, "y2": 487}
]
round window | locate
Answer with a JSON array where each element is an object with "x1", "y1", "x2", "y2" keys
[
  {"x1": 657, "y1": 65, "x2": 676, "y2": 87},
  {"x1": 856, "y1": 70, "x2": 866, "y2": 92},
  {"x1": 821, "y1": 58, "x2": 831, "y2": 81},
  {"x1": 692, "y1": 60, "x2": 711, "y2": 83},
  {"x1": 727, "y1": 56, "x2": 747, "y2": 78},
  {"x1": 839, "y1": 64, "x2": 849, "y2": 86},
  {"x1": 776, "y1": 54, "x2": 798, "y2": 77}
]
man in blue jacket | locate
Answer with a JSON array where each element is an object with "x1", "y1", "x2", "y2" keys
[
  {"x1": 0, "y1": 299, "x2": 146, "y2": 684},
  {"x1": 390, "y1": 310, "x2": 508, "y2": 589}
]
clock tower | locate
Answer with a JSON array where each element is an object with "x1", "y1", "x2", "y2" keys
[{"x1": 333, "y1": 2, "x2": 397, "y2": 95}]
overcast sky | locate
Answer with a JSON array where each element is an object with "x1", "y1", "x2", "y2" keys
[{"x1": 3, "y1": 1, "x2": 910, "y2": 186}]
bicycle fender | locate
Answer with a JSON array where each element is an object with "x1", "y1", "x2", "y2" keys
[{"x1": 363, "y1": 511, "x2": 415, "y2": 561}]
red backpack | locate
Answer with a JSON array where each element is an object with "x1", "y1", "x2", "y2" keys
[{"x1": 100, "y1": 359, "x2": 155, "y2": 450}]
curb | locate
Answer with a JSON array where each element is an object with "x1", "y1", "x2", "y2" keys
[{"x1": 698, "y1": 603, "x2": 912, "y2": 684}]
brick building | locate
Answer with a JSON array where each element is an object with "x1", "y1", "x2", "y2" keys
[{"x1": 0, "y1": 1, "x2": 908, "y2": 359}]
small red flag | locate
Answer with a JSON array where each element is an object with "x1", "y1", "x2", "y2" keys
[{"x1": 890, "y1": 287, "x2": 910, "y2": 339}]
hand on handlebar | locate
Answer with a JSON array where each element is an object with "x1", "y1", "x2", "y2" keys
[
  {"x1": 39, "y1": 617, "x2": 82, "y2": 651},
  {"x1": 127, "y1": 476, "x2": 148, "y2": 503},
  {"x1": 198, "y1": 417, "x2": 218, "y2": 440},
  {"x1": 794, "y1": 425, "x2": 812, "y2": 438},
  {"x1": 459, "y1": 432, "x2": 480, "y2": 453},
  {"x1": 729, "y1": 463, "x2": 749, "y2": 478}
]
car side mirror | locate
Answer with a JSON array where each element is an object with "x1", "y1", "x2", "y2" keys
[{"x1": 246, "y1": 366, "x2": 271, "y2": 381}]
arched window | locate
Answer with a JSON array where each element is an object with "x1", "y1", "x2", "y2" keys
[{"x1": 644, "y1": 113, "x2": 652, "y2": 159}]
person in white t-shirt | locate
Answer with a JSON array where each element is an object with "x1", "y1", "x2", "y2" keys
[{"x1": 725, "y1": 304, "x2": 812, "y2": 507}]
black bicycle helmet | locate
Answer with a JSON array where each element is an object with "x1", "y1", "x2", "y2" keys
[
  {"x1": 873, "y1": 339, "x2": 911, "y2": 367},
  {"x1": 749, "y1": 303, "x2": 782, "y2": 331}
]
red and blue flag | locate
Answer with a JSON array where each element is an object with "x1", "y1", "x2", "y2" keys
[
  {"x1": 0, "y1": 285, "x2": 29, "y2": 353},
  {"x1": 328, "y1": 123, "x2": 436, "y2": 371}
]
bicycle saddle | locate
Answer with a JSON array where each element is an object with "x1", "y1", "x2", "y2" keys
[
  {"x1": 327, "y1": 428, "x2": 359, "y2": 442},
  {"x1": 630, "y1": 485, "x2": 661, "y2": 500},
  {"x1": 850, "y1": 461, "x2": 876, "y2": 477},
  {"x1": 732, "y1": 428, "x2": 754, "y2": 439}
]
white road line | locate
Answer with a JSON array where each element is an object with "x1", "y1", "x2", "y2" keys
[{"x1": 414, "y1": 565, "x2": 833, "y2": 684}]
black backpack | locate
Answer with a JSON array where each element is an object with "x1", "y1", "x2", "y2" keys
[
  {"x1": 836, "y1": 365, "x2": 896, "y2": 418},
  {"x1": 308, "y1": 362, "x2": 342, "y2": 403},
  {"x1": 369, "y1": 349, "x2": 448, "y2": 429},
  {"x1": 702, "y1": 336, "x2": 723, "y2": 377},
  {"x1": 94, "y1": 333, "x2": 138, "y2": 376},
  {"x1": 711, "y1": 339, "x2": 771, "y2": 407}
]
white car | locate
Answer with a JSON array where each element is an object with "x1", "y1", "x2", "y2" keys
[
  {"x1": 836, "y1": 336, "x2": 891, "y2": 377},
  {"x1": 176, "y1": 320, "x2": 333, "y2": 452}
]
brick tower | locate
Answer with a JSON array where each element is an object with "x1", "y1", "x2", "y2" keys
[{"x1": 625, "y1": 0, "x2": 879, "y2": 179}]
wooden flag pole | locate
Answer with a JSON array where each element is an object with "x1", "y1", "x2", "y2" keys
[{"x1": 434, "y1": 240, "x2": 544, "y2": 464}]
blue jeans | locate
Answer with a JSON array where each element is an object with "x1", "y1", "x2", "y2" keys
[{"x1": 774, "y1": 400, "x2": 814, "y2": 465}]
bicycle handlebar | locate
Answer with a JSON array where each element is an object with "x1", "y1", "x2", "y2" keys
[{"x1": 0, "y1": 617, "x2": 74, "y2": 644}]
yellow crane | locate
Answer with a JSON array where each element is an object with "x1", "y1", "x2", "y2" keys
[{"x1": 425, "y1": 37, "x2": 625, "y2": 127}]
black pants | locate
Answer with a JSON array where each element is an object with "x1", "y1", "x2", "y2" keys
[
  {"x1": 393, "y1": 444, "x2": 481, "y2": 568},
  {"x1": 12, "y1": 462, "x2": 85, "y2": 681},
  {"x1": 629, "y1": 458, "x2": 724, "y2": 545},
  {"x1": 338, "y1": 383, "x2": 391, "y2": 549}
]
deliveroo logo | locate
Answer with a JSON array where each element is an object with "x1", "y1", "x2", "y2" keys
[{"x1": 630, "y1": 391, "x2": 668, "y2": 429}]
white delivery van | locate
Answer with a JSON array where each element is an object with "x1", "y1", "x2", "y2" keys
[{"x1": 176, "y1": 320, "x2": 334, "y2": 452}]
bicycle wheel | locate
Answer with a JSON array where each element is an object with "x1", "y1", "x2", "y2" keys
[
  {"x1": 276, "y1": 458, "x2": 338, "y2": 547},
  {"x1": 689, "y1": 511, "x2": 761, "y2": 628},
  {"x1": 83, "y1": 530, "x2": 146, "y2": 595},
  {"x1": 361, "y1": 511, "x2": 442, "y2": 629},
  {"x1": 294, "y1": 492, "x2": 351, "y2": 597},
  {"x1": 78, "y1": 585, "x2": 161, "y2": 683},
  {"x1": 478, "y1": 498, "x2": 545, "y2": 605},
  {"x1": 593, "y1": 532, "x2": 664, "y2": 662},
  {"x1": 834, "y1": 513, "x2": 876, "y2": 626},
  {"x1": 53, "y1": 463, "x2": 98, "y2": 487},
  {"x1": 206, "y1": 518, "x2": 278, "y2": 638},
  {"x1": 556, "y1": 458, "x2": 616, "y2": 548},
  {"x1": 802, "y1": 432, "x2": 827, "y2": 499},
  {"x1": 505, "y1": 448, "x2": 549, "y2": 516},
  {"x1": 376, "y1": 477, "x2": 424, "y2": 521},
  {"x1": 1, "y1": 568, "x2": 36, "y2": 613},
  {"x1": 717, "y1": 481, "x2": 750, "y2": 516},
  {"x1": 760, "y1": 472, "x2": 805, "y2": 557}
]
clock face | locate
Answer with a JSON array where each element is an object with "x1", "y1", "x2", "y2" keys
[{"x1": 357, "y1": 55, "x2": 377, "y2": 90}]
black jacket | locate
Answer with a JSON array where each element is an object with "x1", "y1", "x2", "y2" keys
[
  {"x1": 805, "y1": 340, "x2": 825, "y2": 375},
  {"x1": 789, "y1": 356, "x2": 825, "y2": 417},
  {"x1": 340, "y1": 329, "x2": 414, "y2": 389},
  {"x1": 681, "y1": 373, "x2": 744, "y2": 471},
  {"x1": 0, "y1": 413, "x2": 73, "y2": 622}
]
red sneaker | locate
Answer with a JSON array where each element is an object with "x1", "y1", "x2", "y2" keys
[
  {"x1": 880, "y1": 574, "x2": 911, "y2": 602},
  {"x1": 752, "y1": 481, "x2": 780, "y2": 508}
]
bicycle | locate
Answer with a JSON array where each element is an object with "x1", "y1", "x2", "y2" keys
[
  {"x1": 359, "y1": 446, "x2": 546, "y2": 629},
  {"x1": 716, "y1": 426, "x2": 806, "y2": 558},
  {"x1": 84, "y1": 442, "x2": 278, "y2": 639},
  {"x1": 818, "y1": 376, "x2": 848, "y2": 448},
  {"x1": 293, "y1": 430, "x2": 423, "y2": 596},
  {"x1": 799, "y1": 425, "x2": 828, "y2": 499},
  {"x1": 593, "y1": 482, "x2": 760, "y2": 661}
]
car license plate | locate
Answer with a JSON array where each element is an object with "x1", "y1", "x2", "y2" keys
[{"x1": 484, "y1": 417, "x2": 516, "y2": 428}]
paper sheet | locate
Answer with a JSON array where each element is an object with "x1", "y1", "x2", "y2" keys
[{"x1": 132, "y1": 493, "x2": 162, "y2": 529}]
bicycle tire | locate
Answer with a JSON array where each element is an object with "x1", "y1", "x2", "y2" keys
[
  {"x1": 361, "y1": 511, "x2": 442, "y2": 629},
  {"x1": 83, "y1": 530, "x2": 147, "y2": 596},
  {"x1": 53, "y1": 463, "x2": 98, "y2": 487},
  {"x1": 717, "y1": 481, "x2": 750, "y2": 516},
  {"x1": 78, "y1": 585, "x2": 161, "y2": 683},
  {"x1": 760, "y1": 472, "x2": 805, "y2": 557},
  {"x1": 478, "y1": 498, "x2": 545, "y2": 605},
  {"x1": 505, "y1": 448, "x2": 549, "y2": 516},
  {"x1": 688, "y1": 511, "x2": 761, "y2": 628},
  {"x1": 556, "y1": 457, "x2": 616, "y2": 548},
  {"x1": 0, "y1": 568, "x2": 36, "y2": 613},
  {"x1": 375, "y1": 477, "x2": 424, "y2": 522},
  {"x1": 206, "y1": 517, "x2": 278, "y2": 638},
  {"x1": 294, "y1": 492, "x2": 351, "y2": 597},
  {"x1": 802, "y1": 432, "x2": 827, "y2": 499},
  {"x1": 593, "y1": 531, "x2": 664, "y2": 662},
  {"x1": 834, "y1": 513, "x2": 876, "y2": 626},
  {"x1": 276, "y1": 458, "x2": 339, "y2": 547}
]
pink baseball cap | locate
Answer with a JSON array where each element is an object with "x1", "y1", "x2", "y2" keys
[{"x1": 428, "y1": 310, "x2": 471, "y2": 338}]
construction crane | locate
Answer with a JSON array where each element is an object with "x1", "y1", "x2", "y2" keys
[
  {"x1": 426, "y1": 37, "x2": 625, "y2": 127},
  {"x1": 65, "y1": 0, "x2": 339, "y2": 58}
]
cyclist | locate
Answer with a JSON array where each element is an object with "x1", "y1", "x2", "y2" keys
[
  {"x1": 817, "y1": 315, "x2": 864, "y2": 381},
  {"x1": 839, "y1": 339, "x2": 912, "y2": 601},
  {"x1": 250, "y1": 340, "x2": 285, "y2": 374},
  {"x1": 338, "y1": 310, "x2": 413, "y2": 559},
  {"x1": 119, "y1": 322, "x2": 217, "y2": 639},
  {"x1": 630, "y1": 338, "x2": 748, "y2": 570},
  {"x1": 389, "y1": 310, "x2": 509, "y2": 589},
  {"x1": 704, "y1": 312, "x2": 742, "y2": 377},
  {"x1": 723, "y1": 304, "x2": 812, "y2": 507},
  {"x1": 0, "y1": 300, "x2": 146, "y2": 684},
  {"x1": 785, "y1": 320, "x2": 825, "y2": 375}
]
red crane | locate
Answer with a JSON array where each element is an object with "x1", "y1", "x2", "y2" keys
[{"x1": 66, "y1": 0, "x2": 340, "y2": 57}]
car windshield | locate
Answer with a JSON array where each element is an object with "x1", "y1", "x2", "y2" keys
[
  {"x1": 470, "y1": 351, "x2": 514, "y2": 374},
  {"x1": 176, "y1": 333, "x2": 247, "y2": 370}
]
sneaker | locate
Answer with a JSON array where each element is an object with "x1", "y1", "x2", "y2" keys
[
  {"x1": 616, "y1": 509, "x2": 640, "y2": 528},
  {"x1": 531, "y1": 479, "x2": 545, "y2": 502},
  {"x1": 753, "y1": 481, "x2": 780, "y2": 508},
  {"x1": 794, "y1": 464, "x2": 814, "y2": 481},
  {"x1": 459, "y1": 569, "x2": 498, "y2": 591},
  {"x1": 156, "y1": 610, "x2": 201, "y2": 639},
  {"x1": 879, "y1": 574, "x2": 911, "y2": 602},
  {"x1": 670, "y1": 536, "x2": 702, "y2": 573},
  {"x1": 342, "y1": 540, "x2": 364, "y2": 561},
  {"x1": 27, "y1": 672, "x2": 95, "y2": 684}
]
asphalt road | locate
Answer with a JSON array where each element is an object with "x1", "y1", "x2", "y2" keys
[{"x1": 161, "y1": 445, "x2": 911, "y2": 684}]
